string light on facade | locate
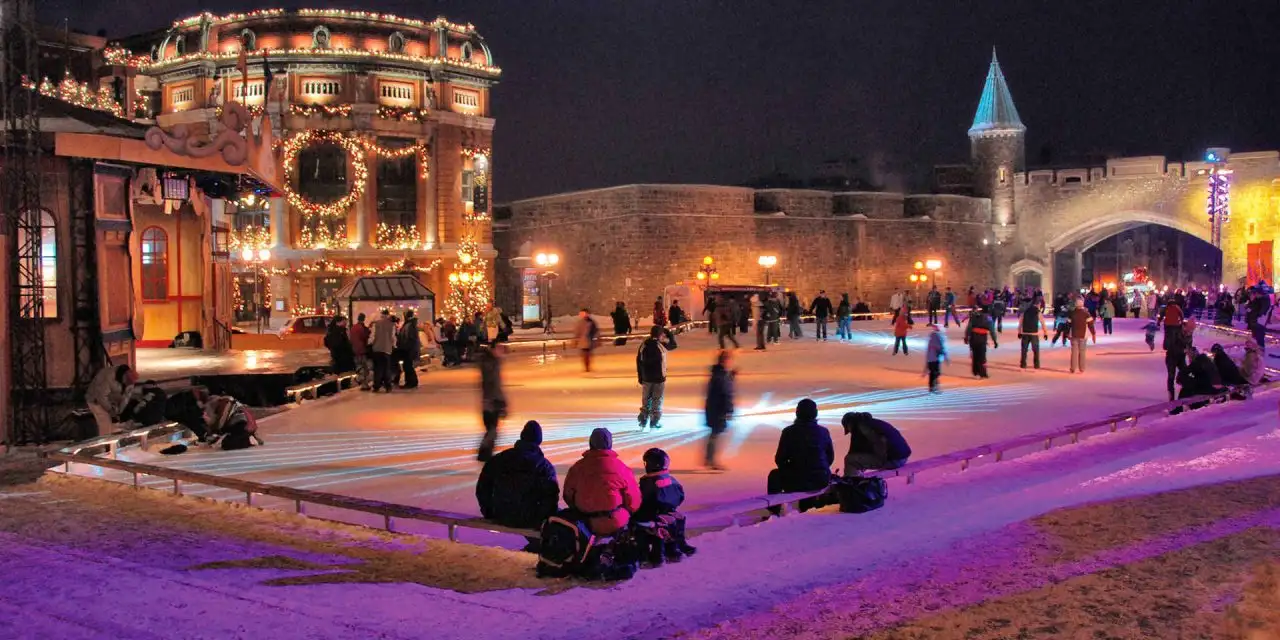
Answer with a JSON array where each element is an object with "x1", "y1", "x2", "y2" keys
[
  {"x1": 373, "y1": 222, "x2": 421, "y2": 249},
  {"x1": 377, "y1": 105, "x2": 432, "y2": 122},
  {"x1": 137, "y1": 47, "x2": 501, "y2": 76},
  {"x1": 445, "y1": 234, "x2": 490, "y2": 321},
  {"x1": 289, "y1": 103, "x2": 353, "y2": 118},
  {"x1": 297, "y1": 220, "x2": 348, "y2": 250},
  {"x1": 173, "y1": 9, "x2": 477, "y2": 33},
  {"x1": 281, "y1": 130, "x2": 368, "y2": 219},
  {"x1": 23, "y1": 74, "x2": 124, "y2": 118},
  {"x1": 228, "y1": 225, "x2": 272, "y2": 252},
  {"x1": 263, "y1": 257, "x2": 440, "y2": 277},
  {"x1": 1204, "y1": 148, "x2": 1232, "y2": 248}
]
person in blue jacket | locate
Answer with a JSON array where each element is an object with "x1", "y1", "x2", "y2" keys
[
  {"x1": 767, "y1": 399, "x2": 835, "y2": 511},
  {"x1": 841, "y1": 412, "x2": 912, "y2": 476},
  {"x1": 635, "y1": 448, "x2": 697, "y2": 565},
  {"x1": 476, "y1": 420, "x2": 560, "y2": 534}
]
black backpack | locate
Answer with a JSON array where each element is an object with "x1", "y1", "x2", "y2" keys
[
  {"x1": 834, "y1": 476, "x2": 888, "y2": 514},
  {"x1": 536, "y1": 510, "x2": 596, "y2": 578}
]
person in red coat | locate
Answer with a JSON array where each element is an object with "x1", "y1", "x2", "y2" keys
[
  {"x1": 563, "y1": 428, "x2": 641, "y2": 536},
  {"x1": 892, "y1": 308, "x2": 912, "y2": 355}
]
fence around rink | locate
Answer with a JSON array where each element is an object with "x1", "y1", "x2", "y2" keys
[{"x1": 40, "y1": 377, "x2": 1278, "y2": 544}]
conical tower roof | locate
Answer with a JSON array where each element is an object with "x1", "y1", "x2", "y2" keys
[{"x1": 968, "y1": 49, "x2": 1025, "y2": 137}]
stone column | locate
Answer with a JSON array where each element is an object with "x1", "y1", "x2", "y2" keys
[
  {"x1": 269, "y1": 197, "x2": 286, "y2": 249},
  {"x1": 1072, "y1": 249, "x2": 1084, "y2": 293}
]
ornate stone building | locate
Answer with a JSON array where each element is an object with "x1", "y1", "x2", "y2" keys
[{"x1": 114, "y1": 9, "x2": 500, "y2": 321}]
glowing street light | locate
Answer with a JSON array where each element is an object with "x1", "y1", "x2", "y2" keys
[
  {"x1": 695, "y1": 256, "x2": 719, "y2": 287},
  {"x1": 533, "y1": 251, "x2": 561, "y2": 334},
  {"x1": 240, "y1": 246, "x2": 272, "y2": 334},
  {"x1": 925, "y1": 259, "x2": 943, "y2": 271},
  {"x1": 758, "y1": 255, "x2": 777, "y2": 285}
]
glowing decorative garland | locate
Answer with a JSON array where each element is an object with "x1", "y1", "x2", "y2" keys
[
  {"x1": 281, "y1": 131, "x2": 368, "y2": 219},
  {"x1": 461, "y1": 147, "x2": 491, "y2": 159},
  {"x1": 172, "y1": 9, "x2": 476, "y2": 33},
  {"x1": 264, "y1": 258, "x2": 441, "y2": 276},
  {"x1": 229, "y1": 225, "x2": 272, "y2": 252},
  {"x1": 377, "y1": 105, "x2": 432, "y2": 122},
  {"x1": 290, "y1": 104, "x2": 352, "y2": 118},
  {"x1": 445, "y1": 233, "x2": 491, "y2": 321},
  {"x1": 297, "y1": 220, "x2": 348, "y2": 250},
  {"x1": 373, "y1": 223, "x2": 421, "y2": 250},
  {"x1": 136, "y1": 48, "x2": 500, "y2": 76},
  {"x1": 23, "y1": 74, "x2": 124, "y2": 118}
]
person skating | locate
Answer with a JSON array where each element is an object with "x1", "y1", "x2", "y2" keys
[
  {"x1": 809, "y1": 290, "x2": 833, "y2": 341},
  {"x1": 652, "y1": 297, "x2": 667, "y2": 330},
  {"x1": 943, "y1": 287, "x2": 959, "y2": 327},
  {"x1": 924, "y1": 324, "x2": 949, "y2": 393},
  {"x1": 476, "y1": 344, "x2": 507, "y2": 462},
  {"x1": 1068, "y1": 298, "x2": 1097, "y2": 374},
  {"x1": 702, "y1": 296, "x2": 717, "y2": 334},
  {"x1": 767, "y1": 399, "x2": 834, "y2": 513},
  {"x1": 703, "y1": 350, "x2": 735, "y2": 470},
  {"x1": 765, "y1": 292, "x2": 782, "y2": 344},
  {"x1": 991, "y1": 296, "x2": 1007, "y2": 334},
  {"x1": 611, "y1": 301, "x2": 632, "y2": 337},
  {"x1": 1143, "y1": 320, "x2": 1159, "y2": 352},
  {"x1": 889, "y1": 289, "x2": 904, "y2": 323},
  {"x1": 892, "y1": 306, "x2": 912, "y2": 355},
  {"x1": 636, "y1": 326, "x2": 668, "y2": 430},
  {"x1": 753, "y1": 294, "x2": 767, "y2": 351},
  {"x1": 476, "y1": 420, "x2": 559, "y2": 539},
  {"x1": 368, "y1": 309, "x2": 397, "y2": 393},
  {"x1": 836, "y1": 293, "x2": 852, "y2": 340},
  {"x1": 786, "y1": 292, "x2": 803, "y2": 339},
  {"x1": 635, "y1": 448, "x2": 697, "y2": 566},
  {"x1": 926, "y1": 285, "x2": 941, "y2": 326},
  {"x1": 841, "y1": 411, "x2": 912, "y2": 475},
  {"x1": 964, "y1": 306, "x2": 997, "y2": 379},
  {"x1": 1099, "y1": 297, "x2": 1115, "y2": 335},
  {"x1": 562, "y1": 428, "x2": 640, "y2": 537},
  {"x1": 575, "y1": 309, "x2": 600, "y2": 372},
  {"x1": 1164, "y1": 320, "x2": 1191, "y2": 401},
  {"x1": 1051, "y1": 298, "x2": 1071, "y2": 347},
  {"x1": 715, "y1": 300, "x2": 739, "y2": 349},
  {"x1": 1018, "y1": 303, "x2": 1048, "y2": 369},
  {"x1": 736, "y1": 297, "x2": 750, "y2": 334}
]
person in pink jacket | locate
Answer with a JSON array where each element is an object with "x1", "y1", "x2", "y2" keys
[{"x1": 563, "y1": 428, "x2": 640, "y2": 536}]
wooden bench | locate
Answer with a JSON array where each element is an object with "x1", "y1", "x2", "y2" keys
[{"x1": 284, "y1": 371, "x2": 359, "y2": 403}]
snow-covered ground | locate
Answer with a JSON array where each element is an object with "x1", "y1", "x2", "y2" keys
[
  {"x1": 93, "y1": 318, "x2": 1266, "y2": 528},
  {"x1": 7, "y1": 386, "x2": 1278, "y2": 638}
]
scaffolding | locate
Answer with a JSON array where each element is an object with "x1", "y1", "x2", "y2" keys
[{"x1": 2, "y1": 0, "x2": 51, "y2": 445}]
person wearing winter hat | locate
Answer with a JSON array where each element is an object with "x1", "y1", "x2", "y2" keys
[
  {"x1": 766, "y1": 399, "x2": 835, "y2": 512},
  {"x1": 1240, "y1": 339, "x2": 1268, "y2": 386},
  {"x1": 1209, "y1": 343, "x2": 1249, "y2": 387},
  {"x1": 476, "y1": 421, "x2": 560, "y2": 537},
  {"x1": 841, "y1": 412, "x2": 912, "y2": 476},
  {"x1": 634, "y1": 448, "x2": 697, "y2": 565},
  {"x1": 563, "y1": 428, "x2": 641, "y2": 536}
]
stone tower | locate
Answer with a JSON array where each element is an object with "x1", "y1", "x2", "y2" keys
[{"x1": 968, "y1": 49, "x2": 1025, "y2": 242}]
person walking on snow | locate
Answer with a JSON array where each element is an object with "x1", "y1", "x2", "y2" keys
[
  {"x1": 1068, "y1": 298, "x2": 1097, "y2": 374},
  {"x1": 925, "y1": 324, "x2": 949, "y2": 393},
  {"x1": 809, "y1": 290, "x2": 833, "y2": 341},
  {"x1": 703, "y1": 350, "x2": 735, "y2": 470},
  {"x1": 964, "y1": 306, "x2": 998, "y2": 378},
  {"x1": 636, "y1": 326, "x2": 668, "y2": 430},
  {"x1": 1018, "y1": 303, "x2": 1049, "y2": 369},
  {"x1": 892, "y1": 306, "x2": 912, "y2": 355}
]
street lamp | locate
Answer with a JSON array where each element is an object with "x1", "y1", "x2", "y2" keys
[
  {"x1": 695, "y1": 255, "x2": 719, "y2": 287},
  {"x1": 241, "y1": 247, "x2": 271, "y2": 334},
  {"x1": 535, "y1": 251, "x2": 560, "y2": 333},
  {"x1": 758, "y1": 255, "x2": 777, "y2": 285}
]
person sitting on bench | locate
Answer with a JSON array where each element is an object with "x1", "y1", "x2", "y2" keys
[
  {"x1": 767, "y1": 399, "x2": 834, "y2": 512},
  {"x1": 563, "y1": 428, "x2": 640, "y2": 537},
  {"x1": 634, "y1": 448, "x2": 697, "y2": 566},
  {"x1": 841, "y1": 412, "x2": 912, "y2": 476},
  {"x1": 476, "y1": 420, "x2": 560, "y2": 539}
]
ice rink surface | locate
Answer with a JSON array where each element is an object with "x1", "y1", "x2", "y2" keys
[{"x1": 116, "y1": 317, "x2": 1254, "y2": 514}]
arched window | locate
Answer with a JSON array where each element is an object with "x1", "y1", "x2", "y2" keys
[
  {"x1": 312, "y1": 25, "x2": 331, "y2": 50},
  {"x1": 460, "y1": 42, "x2": 473, "y2": 61},
  {"x1": 141, "y1": 227, "x2": 169, "y2": 301},
  {"x1": 175, "y1": 35, "x2": 186, "y2": 56},
  {"x1": 388, "y1": 31, "x2": 406, "y2": 54},
  {"x1": 16, "y1": 209, "x2": 58, "y2": 318}
]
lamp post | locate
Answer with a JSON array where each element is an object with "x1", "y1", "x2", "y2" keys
[
  {"x1": 241, "y1": 247, "x2": 271, "y2": 333},
  {"x1": 910, "y1": 260, "x2": 931, "y2": 296},
  {"x1": 534, "y1": 252, "x2": 560, "y2": 333},
  {"x1": 758, "y1": 255, "x2": 777, "y2": 285},
  {"x1": 695, "y1": 255, "x2": 720, "y2": 288}
]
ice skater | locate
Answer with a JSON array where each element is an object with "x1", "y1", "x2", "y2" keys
[
  {"x1": 924, "y1": 324, "x2": 948, "y2": 393},
  {"x1": 964, "y1": 306, "x2": 997, "y2": 379},
  {"x1": 636, "y1": 326, "x2": 667, "y2": 430},
  {"x1": 703, "y1": 350, "x2": 735, "y2": 471},
  {"x1": 892, "y1": 306, "x2": 912, "y2": 355},
  {"x1": 477, "y1": 343, "x2": 508, "y2": 461}
]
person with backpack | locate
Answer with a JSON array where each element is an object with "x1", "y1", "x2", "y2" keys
[
  {"x1": 476, "y1": 420, "x2": 560, "y2": 538},
  {"x1": 562, "y1": 428, "x2": 640, "y2": 537},
  {"x1": 575, "y1": 308, "x2": 600, "y2": 372},
  {"x1": 767, "y1": 399, "x2": 835, "y2": 512},
  {"x1": 635, "y1": 448, "x2": 697, "y2": 566},
  {"x1": 703, "y1": 350, "x2": 735, "y2": 470},
  {"x1": 841, "y1": 412, "x2": 911, "y2": 475},
  {"x1": 201, "y1": 393, "x2": 262, "y2": 450},
  {"x1": 964, "y1": 306, "x2": 998, "y2": 378},
  {"x1": 636, "y1": 326, "x2": 668, "y2": 431},
  {"x1": 395, "y1": 310, "x2": 422, "y2": 389},
  {"x1": 1018, "y1": 303, "x2": 1048, "y2": 369}
]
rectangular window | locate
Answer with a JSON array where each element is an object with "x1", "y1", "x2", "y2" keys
[
  {"x1": 380, "y1": 83, "x2": 413, "y2": 100},
  {"x1": 16, "y1": 211, "x2": 59, "y2": 318},
  {"x1": 171, "y1": 87, "x2": 194, "y2": 104},
  {"x1": 461, "y1": 170, "x2": 474, "y2": 203},
  {"x1": 302, "y1": 81, "x2": 341, "y2": 96},
  {"x1": 234, "y1": 82, "x2": 265, "y2": 99},
  {"x1": 377, "y1": 139, "x2": 418, "y2": 232},
  {"x1": 453, "y1": 89, "x2": 479, "y2": 108}
]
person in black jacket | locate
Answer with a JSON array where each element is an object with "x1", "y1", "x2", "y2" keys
[
  {"x1": 611, "y1": 301, "x2": 632, "y2": 336},
  {"x1": 476, "y1": 420, "x2": 560, "y2": 539},
  {"x1": 636, "y1": 327, "x2": 668, "y2": 430},
  {"x1": 635, "y1": 448, "x2": 697, "y2": 565},
  {"x1": 1164, "y1": 321, "x2": 1191, "y2": 401},
  {"x1": 703, "y1": 350, "x2": 735, "y2": 470},
  {"x1": 668, "y1": 299, "x2": 686, "y2": 326},
  {"x1": 786, "y1": 292, "x2": 803, "y2": 339},
  {"x1": 1209, "y1": 343, "x2": 1248, "y2": 386},
  {"x1": 118, "y1": 380, "x2": 168, "y2": 426},
  {"x1": 767, "y1": 399, "x2": 834, "y2": 511},
  {"x1": 324, "y1": 316, "x2": 356, "y2": 373},
  {"x1": 809, "y1": 290, "x2": 833, "y2": 342},
  {"x1": 841, "y1": 412, "x2": 911, "y2": 475}
]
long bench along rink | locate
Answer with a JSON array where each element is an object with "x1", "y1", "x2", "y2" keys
[{"x1": 82, "y1": 317, "x2": 1258, "y2": 538}]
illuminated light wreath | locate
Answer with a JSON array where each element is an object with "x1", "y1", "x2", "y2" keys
[{"x1": 281, "y1": 130, "x2": 368, "y2": 218}]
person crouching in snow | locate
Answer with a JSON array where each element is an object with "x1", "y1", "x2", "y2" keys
[
  {"x1": 635, "y1": 448, "x2": 697, "y2": 566},
  {"x1": 924, "y1": 325, "x2": 948, "y2": 393},
  {"x1": 841, "y1": 412, "x2": 912, "y2": 476}
]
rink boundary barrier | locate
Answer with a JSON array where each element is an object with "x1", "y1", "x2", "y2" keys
[{"x1": 40, "y1": 382, "x2": 1276, "y2": 545}]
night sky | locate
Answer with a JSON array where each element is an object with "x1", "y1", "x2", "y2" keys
[{"x1": 43, "y1": 0, "x2": 1280, "y2": 200}]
